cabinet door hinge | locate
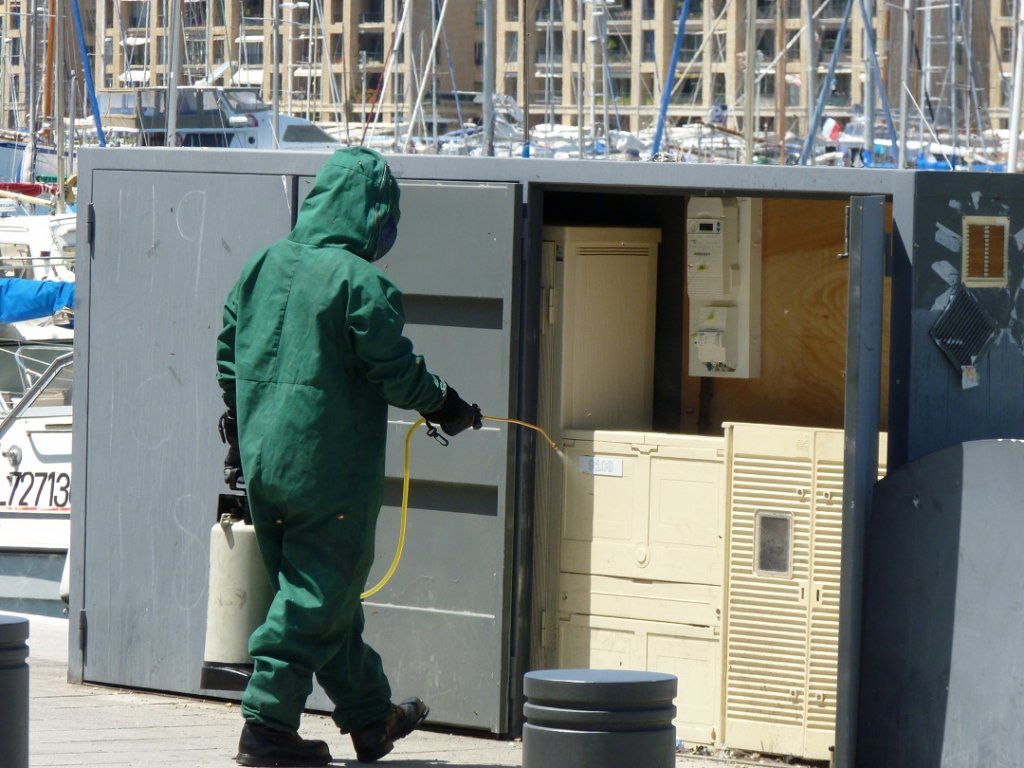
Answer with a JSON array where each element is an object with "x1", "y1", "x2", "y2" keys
[
  {"x1": 78, "y1": 608, "x2": 88, "y2": 654},
  {"x1": 87, "y1": 204, "x2": 96, "y2": 251}
]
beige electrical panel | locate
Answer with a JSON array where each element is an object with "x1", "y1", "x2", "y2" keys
[
  {"x1": 541, "y1": 226, "x2": 660, "y2": 431},
  {"x1": 555, "y1": 430, "x2": 728, "y2": 748},
  {"x1": 558, "y1": 612, "x2": 721, "y2": 747},
  {"x1": 560, "y1": 430, "x2": 727, "y2": 585},
  {"x1": 722, "y1": 423, "x2": 887, "y2": 760}
]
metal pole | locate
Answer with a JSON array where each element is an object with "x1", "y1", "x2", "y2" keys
[
  {"x1": 359, "y1": 51, "x2": 367, "y2": 127},
  {"x1": 949, "y1": 0, "x2": 957, "y2": 164},
  {"x1": 744, "y1": 0, "x2": 756, "y2": 163},
  {"x1": 588, "y1": 0, "x2": 597, "y2": 156},
  {"x1": 1007, "y1": 0, "x2": 1024, "y2": 171},
  {"x1": 834, "y1": 195, "x2": 885, "y2": 768},
  {"x1": 482, "y1": 0, "x2": 495, "y2": 155},
  {"x1": 55, "y1": 0, "x2": 65, "y2": 210},
  {"x1": 863, "y1": 0, "x2": 875, "y2": 163},
  {"x1": 576, "y1": 0, "x2": 584, "y2": 155},
  {"x1": 27, "y1": 0, "x2": 37, "y2": 180},
  {"x1": 286, "y1": 4, "x2": 294, "y2": 115},
  {"x1": 68, "y1": 71, "x2": 77, "y2": 173},
  {"x1": 803, "y1": 0, "x2": 815, "y2": 153},
  {"x1": 897, "y1": 0, "x2": 913, "y2": 166},
  {"x1": 272, "y1": 0, "x2": 280, "y2": 147},
  {"x1": 598, "y1": 0, "x2": 608, "y2": 156},
  {"x1": 165, "y1": 0, "x2": 182, "y2": 145}
]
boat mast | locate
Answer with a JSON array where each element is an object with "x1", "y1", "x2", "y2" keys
[
  {"x1": 743, "y1": 0, "x2": 755, "y2": 163},
  {"x1": 897, "y1": 0, "x2": 913, "y2": 166},
  {"x1": 54, "y1": 0, "x2": 64, "y2": 210},
  {"x1": 27, "y1": 0, "x2": 37, "y2": 181},
  {"x1": 862, "y1": 0, "x2": 874, "y2": 162},
  {"x1": 482, "y1": 0, "x2": 495, "y2": 155},
  {"x1": 1007, "y1": 0, "x2": 1024, "y2": 170},
  {"x1": 42, "y1": 0, "x2": 55, "y2": 128},
  {"x1": 165, "y1": 0, "x2": 182, "y2": 145},
  {"x1": 802, "y1": 0, "x2": 814, "y2": 157}
]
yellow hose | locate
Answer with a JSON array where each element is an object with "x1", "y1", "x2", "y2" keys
[{"x1": 360, "y1": 414, "x2": 559, "y2": 600}]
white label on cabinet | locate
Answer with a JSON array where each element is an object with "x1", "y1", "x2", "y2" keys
[{"x1": 578, "y1": 455, "x2": 623, "y2": 477}]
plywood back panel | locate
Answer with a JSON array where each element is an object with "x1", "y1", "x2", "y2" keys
[{"x1": 682, "y1": 198, "x2": 891, "y2": 433}]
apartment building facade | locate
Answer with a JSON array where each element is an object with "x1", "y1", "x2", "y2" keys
[{"x1": 0, "y1": 0, "x2": 1017, "y2": 143}]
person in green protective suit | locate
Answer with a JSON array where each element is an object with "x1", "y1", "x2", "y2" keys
[{"x1": 216, "y1": 147, "x2": 481, "y2": 767}]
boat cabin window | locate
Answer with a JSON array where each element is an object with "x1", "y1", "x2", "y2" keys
[
  {"x1": 0, "y1": 243, "x2": 33, "y2": 279},
  {"x1": 0, "y1": 345, "x2": 73, "y2": 413},
  {"x1": 281, "y1": 124, "x2": 338, "y2": 144}
]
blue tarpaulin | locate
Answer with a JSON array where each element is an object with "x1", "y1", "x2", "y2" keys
[{"x1": 0, "y1": 279, "x2": 75, "y2": 324}]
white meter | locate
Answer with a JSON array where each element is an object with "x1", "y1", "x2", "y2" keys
[{"x1": 686, "y1": 197, "x2": 762, "y2": 378}]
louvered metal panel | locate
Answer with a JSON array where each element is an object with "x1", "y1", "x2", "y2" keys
[
  {"x1": 807, "y1": 446, "x2": 844, "y2": 741},
  {"x1": 725, "y1": 443, "x2": 813, "y2": 749},
  {"x1": 724, "y1": 424, "x2": 888, "y2": 760}
]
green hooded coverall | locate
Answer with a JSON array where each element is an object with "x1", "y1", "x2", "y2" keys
[{"x1": 216, "y1": 148, "x2": 447, "y2": 735}]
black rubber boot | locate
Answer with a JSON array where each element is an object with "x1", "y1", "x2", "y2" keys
[
  {"x1": 350, "y1": 698, "x2": 430, "y2": 763},
  {"x1": 236, "y1": 721, "x2": 332, "y2": 767}
]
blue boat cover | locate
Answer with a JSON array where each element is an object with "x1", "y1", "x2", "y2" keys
[{"x1": 0, "y1": 278, "x2": 75, "y2": 324}]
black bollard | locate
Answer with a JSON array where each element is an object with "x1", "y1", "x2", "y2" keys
[
  {"x1": 0, "y1": 615, "x2": 29, "y2": 768},
  {"x1": 523, "y1": 669, "x2": 677, "y2": 768}
]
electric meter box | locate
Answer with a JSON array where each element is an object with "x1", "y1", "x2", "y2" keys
[{"x1": 686, "y1": 198, "x2": 762, "y2": 379}]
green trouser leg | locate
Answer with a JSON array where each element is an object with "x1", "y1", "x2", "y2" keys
[{"x1": 241, "y1": 488, "x2": 392, "y2": 733}]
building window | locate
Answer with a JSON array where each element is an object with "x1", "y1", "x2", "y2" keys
[
  {"x1": 536, "y1": 1, "x2": 560, "y2": 22},
  {"x1": 475, "y1": 42, "x2": 484, "y2": 66},
  {"x1": 1001, "y1": 27, "x2": 1014, "y2": 64},
  {"x1": 359, "y1": 31, "x2": 385, "y2": 62},
  {"x1": 712, "y1": 72, "x2": 726, "y2": 100},
  {"x1": 506, "y1": 0, "x2": 520, "y2": 22},
  {"x1": 332, "y1": 0, "x2": 345, "y2": 23},
  {"x1": 681, "y1": 33, "x2": 701, "y2": 61},
  {"x1": 505, "y1": 32, "x2": 518, "y2": 63},
  {"x1": 642, "y1": 30, "x2": 655, "y2": 62},
  {"x1": 610, "y1": 76, "x2": 630, "y2": 101}
]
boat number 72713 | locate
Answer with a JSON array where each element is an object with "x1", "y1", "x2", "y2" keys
[{"x1": 5, "y1": 471, "x2": 71, "y2": 509}]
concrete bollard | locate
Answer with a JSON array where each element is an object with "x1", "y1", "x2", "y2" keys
[
  {"x1": 522, "y1": 669, "x2": 677, "y2": 768},
  {"x1": 0, "y1": 615, "x2": 29, "y2": 768}
]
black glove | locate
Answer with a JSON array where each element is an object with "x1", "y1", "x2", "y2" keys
[
  {"x1": 422, "y1": 386, "x2": 482, "y2": 437},
  {"x1": 218, "y1": 409, "x2": 244, "y2": 489}
]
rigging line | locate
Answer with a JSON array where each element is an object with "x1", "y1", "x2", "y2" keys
[
  {"x1": 911, "y1": 41, "x2": 937, "y2": 124},
  {"x1": 406, "y1": 0, "x2": 450, "y2": 150},
  {"x1": 902, "y1": 80, "x2": 953, "y2": 168},
  {"x1": 362, "y1": 0, "x2": 411, "y2": 146}
]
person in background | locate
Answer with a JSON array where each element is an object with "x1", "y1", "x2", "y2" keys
[{"x1": 217, "y1": 147, "x2": 480, "y2": 767}]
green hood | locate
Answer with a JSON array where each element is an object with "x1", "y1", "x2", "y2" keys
[{"x1": 288, "y1": 147, "x2": 401, "y2": 260}]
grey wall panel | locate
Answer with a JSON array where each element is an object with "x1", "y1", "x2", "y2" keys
[
  {"x1": 74, "y1": 153, "x2": 522, "y2": 734},
  {"x1": 858, "y1": 439, "x2": 1024, "y2": 766},
  {"x1": 901, "y1": 173, "x2": 1024, "y2": 465},
  {"x1": 79, "y1": 169, "x2": 294, "y2": 691}
]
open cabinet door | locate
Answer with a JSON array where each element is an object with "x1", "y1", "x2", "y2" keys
[
  {"x1": 72, "y1": 155, "x2": 522, "y2": 735},
  {"x1": 835, "y1": 194, "x2": 887, "y2": 768}
]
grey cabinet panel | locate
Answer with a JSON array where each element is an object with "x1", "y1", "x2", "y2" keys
[{"x1": 76, "y1": 161, "x2": 521, "y2": 734}]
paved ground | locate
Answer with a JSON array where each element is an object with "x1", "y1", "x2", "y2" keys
[{"x1": 10, "y1": 611, "x2": 820, "y2": 768}]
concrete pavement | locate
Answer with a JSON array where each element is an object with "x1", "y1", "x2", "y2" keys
[{"x1": 10, "y1": 611, "x2": 815, "y2": 767}]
